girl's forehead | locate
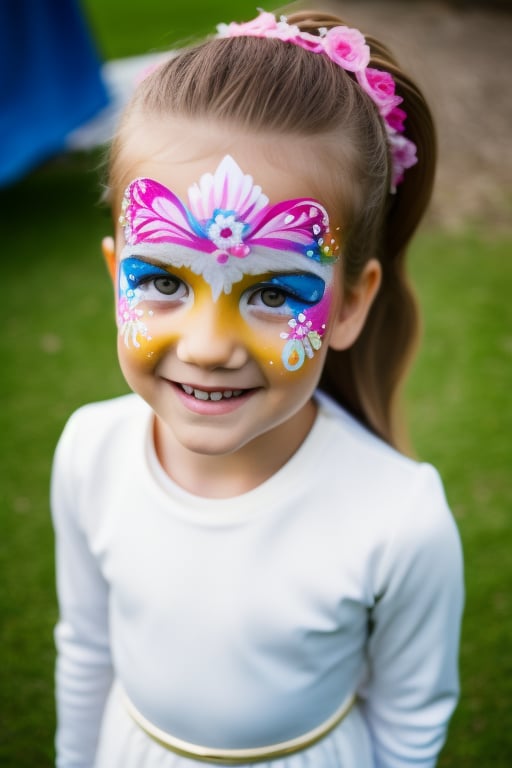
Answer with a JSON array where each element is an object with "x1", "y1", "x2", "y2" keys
[
  {"x1": 115, "y1": 115, "x2": 335, "y2": 210},
  {"x1": 117, "y1": 149, "x2": 340, "y2": 301}
]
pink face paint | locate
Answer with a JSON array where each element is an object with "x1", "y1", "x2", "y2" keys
[
  {"x1": 118, "y1": 156, "x2": 340, "y2": 372},
  {"x1": 279, "y1": 289, "x2": 332, "y2": 372},
  {"x1": 119, "y1": 155, "x2": 338, "y2": 299}
]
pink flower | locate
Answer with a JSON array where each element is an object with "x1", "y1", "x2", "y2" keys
[
  {"x1": 283, "y1": 29, "x2": 324, "y2": 53},
  {"x1": 117, "y1": 296, "x2": 139, "y2": 325},
  {"x1": 357, "y1": 67, "x2": 403, "y2": 117},
  {"x1": 323, "y1": 26, "x2": 370, "y2": 72},
  {"x1": 265, "y1": 21, "x2": 301, "y2": 42},
  {"x1": 386, "y1": 106, "x2": 407, "y2": 133},
  {"x1": 388, "y1": 134, "x2": 418, "y2": 192},
  {"x1": 217, "y1": 11, "x2": 278, "y2": 38}
]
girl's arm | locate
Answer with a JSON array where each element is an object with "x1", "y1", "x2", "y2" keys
[
  {"x1": 359, "y1": 464, "x2": 464, "y2": 768},
  {"x1": 52, "y1": 413, "x2": 113, "y2": 768}
]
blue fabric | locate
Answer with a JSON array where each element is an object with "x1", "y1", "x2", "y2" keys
[{"x1": 0, "y1": 0, "x2": 109, "y2": 186}]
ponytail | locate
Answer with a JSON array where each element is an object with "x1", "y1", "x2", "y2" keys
[{"x1": 318, "y1": 21, "x2": 437, "y2": 449}]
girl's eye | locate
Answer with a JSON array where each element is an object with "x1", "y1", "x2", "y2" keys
[
  {"x1": 153, "y1": 276, "x2": 181, "y2": 295},
  {"x1": 120, "y1": 258, "x2": 189, "y2": 304},
  {"x1": 136, "y1": 274, "x2": 188, "y2": 303},
  {"x1": 244, "y1": 274, "x2": 326, "y2": 317},
  {"x1": 259, "y1": 288, "x2": 287, "y2": 308},
  {"x1": 247, "y1": 287, "x2": 289, "y2": 314}
]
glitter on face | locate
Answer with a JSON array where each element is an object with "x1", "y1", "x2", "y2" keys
[
  {"x1": 117, "y1": 156, "x2": 340, "y2": 372},
  {"x1": 119, "y1": 155, "x2": 339, "y2": 300}
]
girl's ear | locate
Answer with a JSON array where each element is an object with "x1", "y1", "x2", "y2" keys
[
  {"x1": 102, "y1": 236, "x2": 117, "y2": 283},
  {"x1": 328, "y1": 259, "x2": 382, "y2": 351}
]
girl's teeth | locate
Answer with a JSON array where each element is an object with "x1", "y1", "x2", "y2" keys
[{"x1": 181, "y1": 385, "x2": 244, "y2": 401}]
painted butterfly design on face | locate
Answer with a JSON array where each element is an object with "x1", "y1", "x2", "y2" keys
[{"x1": 119, "y1": 155, "x2": 339, "y2": 300}]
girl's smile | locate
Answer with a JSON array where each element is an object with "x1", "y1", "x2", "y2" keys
[{"x1": 167, "y1": 381, "x2": 258, "y2": 416}]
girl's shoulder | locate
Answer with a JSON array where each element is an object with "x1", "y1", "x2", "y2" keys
[
  {"x1": 316, "y1": 390, "x2": 420, "y2": 469},
  {"x1": 315, "y1": 391, "x2": 461, "y2": 569},
  {"x1": 315, "y1": 390, "x2": 450, "y2": 518}
]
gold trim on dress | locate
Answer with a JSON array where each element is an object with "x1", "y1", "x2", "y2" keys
[{"x1": 124, "y1": 691, "x2": 355, "y2": 764}]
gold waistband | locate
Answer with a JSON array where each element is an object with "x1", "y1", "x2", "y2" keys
[{"x1": 124, "y1": 691, "x2": 355, "y2": 764}]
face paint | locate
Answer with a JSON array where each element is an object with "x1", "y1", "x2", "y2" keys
[
  {"x1": 119, "y1": 155, "x2": 339, "y2": 300},
  {"x1": 118, "y1": 156, "x2": 340, "y2": 373},
  {"x1": 245, "y1": 273, "x2": 331, "y2": 371},
  {"x1": 117, "y1": 257, "x2": 179, "y2": 348}
]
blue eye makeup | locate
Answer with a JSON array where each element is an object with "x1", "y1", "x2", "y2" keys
[
  {"x1": 251, "y1": 273, "x2": 326, "y2": 313},
  {"x1": 120, "y1": 257, "x2": 171, "y2": 290},
  {"x1": 269, "y1": 274, "x2": 325, "y2": 303},
  {"x1": 119, "y1": 257, "x2": 188, "y2": 303}
]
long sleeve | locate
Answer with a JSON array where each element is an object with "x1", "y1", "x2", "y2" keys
[
  {"x1": 51, "y1": 414, "x2": 114, "y2": 768},
  {"x1": 359, "y1": 464, "x2": 464, "y2": 767}
]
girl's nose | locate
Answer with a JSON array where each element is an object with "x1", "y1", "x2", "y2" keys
[{"x1": 175, "y1": 300, "x2": 249, "y2": 370}]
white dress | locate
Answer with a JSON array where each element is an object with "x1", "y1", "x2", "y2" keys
[{"x1": 51, "y1": 392, "x2": 463, "y2": 768}]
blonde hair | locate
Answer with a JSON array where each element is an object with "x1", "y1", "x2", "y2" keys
[{"x1": 107, "y1": 9, "x2": 436, "y2": 449}]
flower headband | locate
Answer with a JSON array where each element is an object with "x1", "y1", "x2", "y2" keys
[{"x1": 217, "y1": 11, "x2": 417, "y2": 192}]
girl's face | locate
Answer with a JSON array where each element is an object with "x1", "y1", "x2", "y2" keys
[{"x1": 106, "y1": 117, "x2": 372, "y2": 469}]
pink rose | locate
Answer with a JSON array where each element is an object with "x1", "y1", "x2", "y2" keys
[
  {"x1": 323, "y1": 26, "x2": 370, "y2": 72},
  {"x1": 283, "y1": 29, "x2": 324, "y2": 53},
  {"x1": 388, "y1": 134, "x2": 418, "y2": 192},
  {"x1": 386, "y1": 106, "x2": 407, "y2": 133},
  {"x1": 217, "y1": 11, "x2": 278, "y2": 38},
  {"x1": 357, "y1": 67, "x2": 402, "y2": 117}
]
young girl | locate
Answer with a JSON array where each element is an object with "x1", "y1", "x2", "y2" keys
[{"x1": 52, "y1": 8, "x2": 464, "y2": 768}]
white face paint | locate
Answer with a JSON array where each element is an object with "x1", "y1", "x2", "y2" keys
[
  {"x1": 118, "y1": 155, "x2": 340, "y2": 373},
  {"x1": 119, "y1": 155, "x2": 339, "y2": 299}
]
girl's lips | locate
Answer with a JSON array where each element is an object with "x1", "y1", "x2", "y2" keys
[{"x1": 168, "y1": 381, "x2": 258, "y2": 415}]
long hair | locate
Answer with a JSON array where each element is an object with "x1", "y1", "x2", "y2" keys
[{"x1": 107, "y1": 9, "x2": 436, "y2": 449}]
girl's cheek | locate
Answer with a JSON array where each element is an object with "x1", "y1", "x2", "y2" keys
[
  {"x1": 116, "y1": 302, "x2": 177, "y2": 365},
  {"x1": 249, "y1": 288, "x2": 333, "y2": 377},
  {"x1": 115, "y1": 286, "x2": 334, "y2": 376}
]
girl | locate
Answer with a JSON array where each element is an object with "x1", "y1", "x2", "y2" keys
[{"x1": 52, "y1": 8, "x2": 464, "y2": 768}]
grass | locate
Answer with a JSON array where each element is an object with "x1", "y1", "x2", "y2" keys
[
  {"x1": 1, "y1": 1, "x2": 511, "y2": 765},
  {"x1": 405, "y1": 231, "x2": 512, "y2": 764},
  {"x1": 82, "y1": 0, "x2": 271, "y2": 59}
]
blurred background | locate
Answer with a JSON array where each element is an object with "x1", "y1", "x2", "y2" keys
[{"x1": 1, "y1": 0, "x2": 511, "y2": 765}]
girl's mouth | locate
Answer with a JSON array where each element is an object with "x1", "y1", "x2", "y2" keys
[
  {"x1": 169, "y1": 380, "x2": 258, "y2": 416},
  {"x1": 179, "y1": 384, "x2": 246, "y2": 401}
]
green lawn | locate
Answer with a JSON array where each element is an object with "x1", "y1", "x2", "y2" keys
[{"x1": 1, "y1": 1, "x2": 511, "y2": 765}]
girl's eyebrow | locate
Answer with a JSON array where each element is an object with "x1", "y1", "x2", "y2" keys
[
  {"x1": 120, "y1": 253, "x2": 171, "y2": 268},
  {"x1": 120, "y1": 244, "x2": 336, "y2": 280},
  {"x1": 123, "y1": 253, "x2": 318, "y2": 278}
]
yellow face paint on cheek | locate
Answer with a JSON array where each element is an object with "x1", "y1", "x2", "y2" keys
[
  {"x1": 116, "y1": 255, "x2": 338, "y2": 376},
  {"x1": 116, "y1": 257, "x2": 186, "y2": 365}
]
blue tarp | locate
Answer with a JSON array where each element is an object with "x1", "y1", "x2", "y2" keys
[{"x1": 0, "y1": 0, "x2": 109, "y2": 186}]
